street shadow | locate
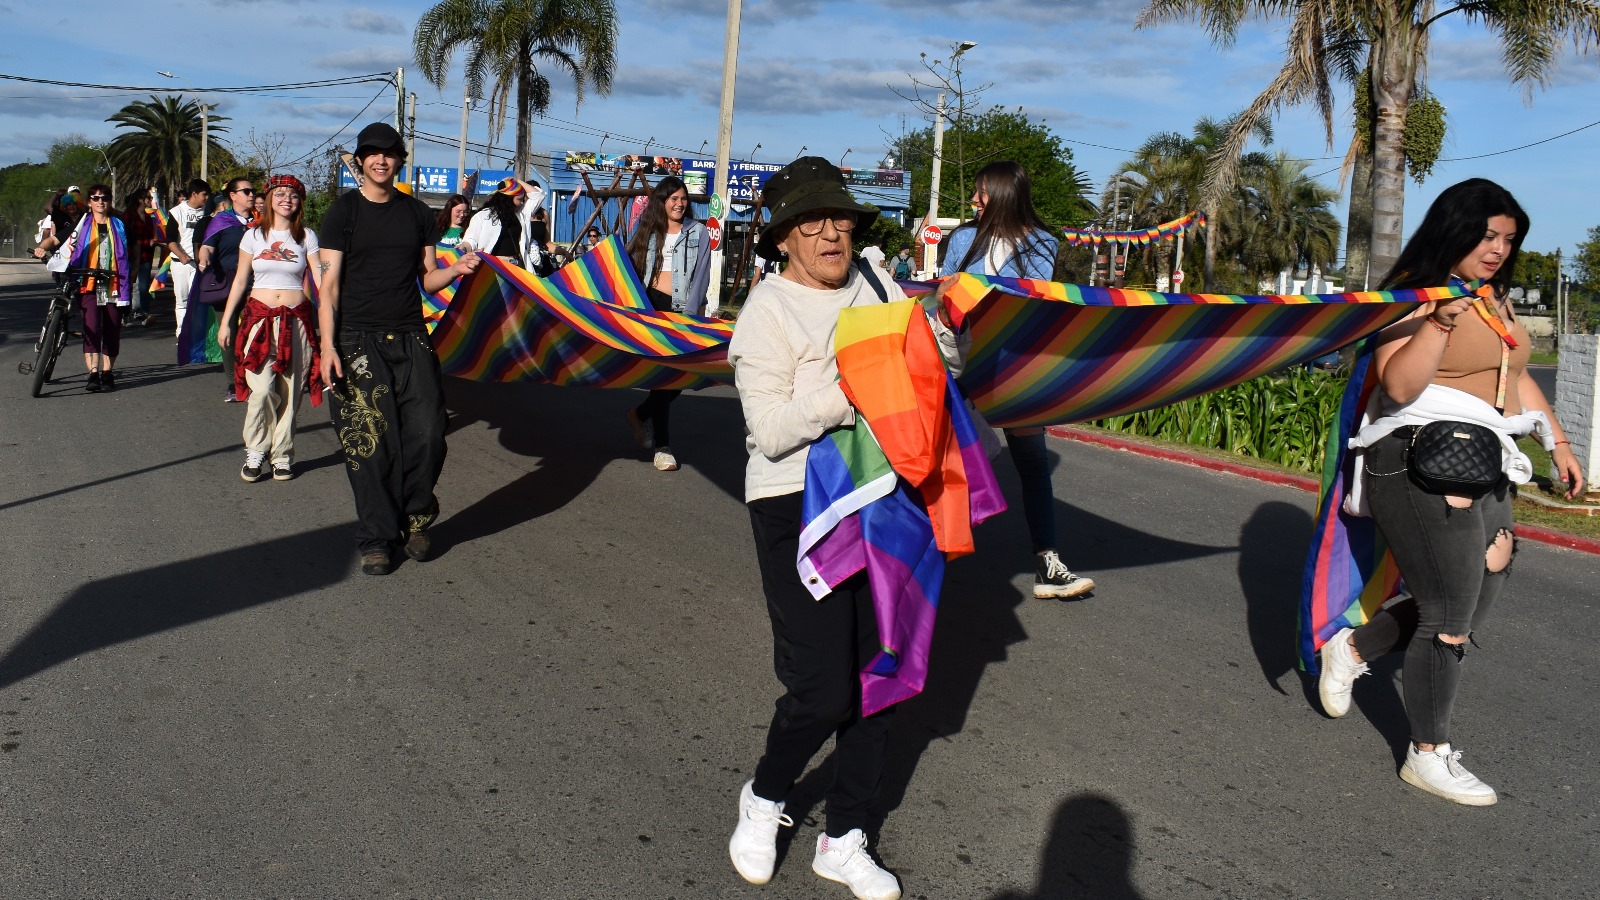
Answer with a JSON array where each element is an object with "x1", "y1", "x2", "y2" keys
[
  {"x1": 990, "y1": 793, "x2": 1147, "y2": 900},
  {"x1": 433, "y1": 380, "x2": 746, "y2": 553},
  {"x1": 0, "y1": 523, "x2": 353, "y2": 690},
  {"x1": 1237, "y1": 501, "x2": 1316, "y2": 696},
  {"x1": 774, "y1": 442, "x2": 1236, "y2": 841}
]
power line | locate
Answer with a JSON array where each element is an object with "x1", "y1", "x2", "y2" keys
[
  {"x1": 279, "y1": 83, "x2": 393, "y2": 170},
  {"x1": 0, "y1": 72, "x2": 394, "y2": 94}
]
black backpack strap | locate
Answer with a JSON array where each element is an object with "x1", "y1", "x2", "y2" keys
[{"x1": 856, "y1": 257, "x2": 888, "y2": 303}]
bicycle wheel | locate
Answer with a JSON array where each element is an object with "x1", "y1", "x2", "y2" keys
[{"x1": 30, "y1": 303, "x2": 67, "y2": 398}]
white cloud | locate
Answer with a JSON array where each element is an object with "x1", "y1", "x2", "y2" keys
[
  {"x1": 313, "y1": 47, "x2": 413, "y2": 72},
  {"x1": 345, "y1": 8, "x2": 405, "y2": 35}
]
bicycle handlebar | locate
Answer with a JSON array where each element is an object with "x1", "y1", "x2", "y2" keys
[{"x1": 62, "y1": 267, "x2": 119, "y2": 280}]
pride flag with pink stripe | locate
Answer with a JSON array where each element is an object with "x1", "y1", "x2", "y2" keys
[{"x1": 798, "y1": 301, "x2": 1005, "y2": 716}]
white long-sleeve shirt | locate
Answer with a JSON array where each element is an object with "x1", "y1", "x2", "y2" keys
[{"x1": 728, "y1": 266, "x2": 961, "y2": 503}]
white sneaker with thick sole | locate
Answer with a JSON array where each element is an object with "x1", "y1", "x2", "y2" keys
[
  {"x1": 653, "y1": 448, "x2": 679, "y2": 471},
  {"x1": 1317, "y1": 627, "x2": 1369, "y2": 718},
  {"x1": 728, "y1": 780, "x2": 793, "y2": 885},
  {"x1": 812, "y1": 829, "x2": 901, "y2": 900},
  {"x1": 1399, "y1": 743, "x2": 1497, "y2": 806}
]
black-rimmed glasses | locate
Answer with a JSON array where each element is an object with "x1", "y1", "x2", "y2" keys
[{"x1": 794, "y1": 211, "x2": 856, "y2": 237}]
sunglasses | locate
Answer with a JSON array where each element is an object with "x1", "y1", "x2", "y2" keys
[
  {"x1": 88, "y1": 195, "x2": 110, "y2": 202},
  {"x1": 233, "y1": 187, "x2": 255, "y2": 196}
]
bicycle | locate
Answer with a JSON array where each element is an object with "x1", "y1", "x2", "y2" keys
[{"x1": 17, "y1": 267, "x2": 114, "y2": 398}]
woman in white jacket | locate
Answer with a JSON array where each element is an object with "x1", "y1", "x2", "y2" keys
[
  {"x1": 1317, "y1": 179, "x2": 1583, "y2": 807},
  {"x1": 460, "y1": 177, "x2": 544, "y2": 267}
]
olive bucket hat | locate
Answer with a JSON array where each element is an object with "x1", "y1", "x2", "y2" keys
[{"x1": 755, "y1": 156, "x2": 877, "y2": 259}]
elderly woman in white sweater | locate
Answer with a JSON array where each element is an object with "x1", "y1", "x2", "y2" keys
[{"x1": 725, "y1": 157, "x2": 961, "y2": 900}]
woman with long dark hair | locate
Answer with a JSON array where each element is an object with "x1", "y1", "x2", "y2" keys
[
  {"x1": 940, "y1": 161, "x2": 1094, "y2": 601},
  {"x1": 1318, "y1": 178, "x2": 1583, "y2": 805},
  {"x1": 216, "y1": 175, "x2": 323, "y2": 483},
  {"x1": 434, "y1": 194, "x2": 469, "y2": 251},
  {"x1": 623, "y1": 175, "x2": 712, "y2": 472},
  {"x1": 59, "y1": 184, "x2": 132, "y2": 392},
  {"x1": 460, "y1": 177, "x2": 542, "y2": 265}
]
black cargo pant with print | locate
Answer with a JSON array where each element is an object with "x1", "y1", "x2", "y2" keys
[{"x1": 328, "y1": 327, "x2": 448, "y2": 554}]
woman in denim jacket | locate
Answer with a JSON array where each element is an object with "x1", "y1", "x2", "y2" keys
[
  {"x1": 941, "y1": 161, "x2": 1095, "y2": 601},
  {"x1": 624, "y1": 176, "x2": 712, "y2": 471}
]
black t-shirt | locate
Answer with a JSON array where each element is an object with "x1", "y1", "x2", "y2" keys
[
  {"x1": 490, "y1": 214, "x2": 522, "y2": 258},
  {"x1": 203, "y1": 212, "x2": 248, "y2": 275},
  {"x1": 321, "y1": 189, "x2": 439, "y2": 330}
]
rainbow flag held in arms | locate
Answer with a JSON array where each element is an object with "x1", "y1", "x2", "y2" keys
[{"x1": 798, "y1": 301, "x2": 1006, "y2": 716}]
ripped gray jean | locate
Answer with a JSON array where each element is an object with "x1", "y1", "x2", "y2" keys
[{"x1": 1350, "y1": 430, "x2": 1516, "y2": 745}]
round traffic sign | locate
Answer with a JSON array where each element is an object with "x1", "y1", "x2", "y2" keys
[
  {"x1": 709, "y1": 194, "x2": 724, "y2": 219},
  {"x1": 921, "y1": 224, "x2": 942, "y2": 246},
  {"x1": 1172, "y1": 269, "x2": 1185, "y2": 285},
  {"x1": 707, "y1": 216, "x2": 723, "y2": 251}
]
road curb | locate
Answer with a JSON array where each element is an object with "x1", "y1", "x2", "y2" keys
[{"x1": 1046, "y1": 425, "x2": 1600, "y2": 557}]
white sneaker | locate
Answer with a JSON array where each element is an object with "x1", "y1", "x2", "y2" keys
[
  {"x1": 1034, "y1": 550, "x2": 1094, "y2": 599},
  {"x1": 1317, "y1": 627, "x2": 1369, "y2": 718},
  {"x1": 811, "y1": 829, "x2": 901, "y2": 900},
  {"x1": 1399, "y1": 743, "x2": 1497, "y2": 806},
  {"x1": 653, "y1": 448, "x2": 679, "y2": 471},
  {"x1": 728, "y1": 780, "x2": 793, "y2": 885}
]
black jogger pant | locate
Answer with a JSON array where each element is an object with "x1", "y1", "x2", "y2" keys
[
  {"x1": 748, "y1": 492, "x2": 894, "y2": 837},
  {"x1": 329, "y1": 327, "x2": 448, "y2": 554}
]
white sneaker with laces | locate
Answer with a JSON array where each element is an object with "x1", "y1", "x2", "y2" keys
[
  {"x1": 811, "y1": 829, "x2": 901, "y2": 900},
  {"x1": 653, "y1": 448, "x2": 679, "y2": 471},
  {"x1": 1034, "y1": 549, "x2": 1094, "y2": 599},
  {"x1": 728, "y1": 780, "x2": 793, "y2": 885},
  {"x1": 1317, "y1": 627, "x2": 1369, "y2": 718},
  {"x1": 1400, "y1": 742, "x2": 1497, "y2": 806}
]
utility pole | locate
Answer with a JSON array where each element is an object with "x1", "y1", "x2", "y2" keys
[
  {"x1": 200, "y1": 104, "x2": 210, "y2": 182},
  {"x1": 704, "y1": 0, "x2": 743, "y2": 316},
  {"x1": 406, "y1": 91, "x2": 417, "y2": 186},
  {"x1": 457, "y1": 90, "x2": 472, "y2": 196},
  {"x1": 395, "y1": 67, "x2": 405, "y2": 133},
  {"x1": 923, "y1": 90, "x2": 947, "y2": 276}
]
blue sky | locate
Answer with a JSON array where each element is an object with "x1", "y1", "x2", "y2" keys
[{"x1": 3, "y1": 0, "x2": 1597, "y2": 258}]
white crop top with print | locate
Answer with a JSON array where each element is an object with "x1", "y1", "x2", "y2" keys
[{"x1": 240, "y1": 227, "x2": 320, "y2": 291}]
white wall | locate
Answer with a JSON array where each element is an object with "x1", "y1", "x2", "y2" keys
[{"x1": 1555, "y1": 334, "x2": 1600, "y2": 491}]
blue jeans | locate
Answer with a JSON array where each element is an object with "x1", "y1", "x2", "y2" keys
[{"x1": 1006, "y1": 428, "x2": 1056, "y2": 554}]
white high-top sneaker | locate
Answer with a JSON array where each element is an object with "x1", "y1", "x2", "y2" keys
[
  {"x1": 728, "y1": 780, "x2": 793, "y2": 884},
  {"x1": 1317, "y1": 627, "x2": 1369, "y2": 718},
  {"x1": 811, "y1": 828, "x2": 901, "y2": 900}
]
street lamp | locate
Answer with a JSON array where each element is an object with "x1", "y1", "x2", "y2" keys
[
  {"x1": 748, "y1": 142, "x2": 762, "y2": 161},
  {"x1": 839, "y1": 148, "x2": 851, "y2": 166},
  {"x1": 159, "y1": 70, "x2": 210, "y2": 182},
  {"x1": 90, "y1": 145, "x2": 116, "y2": 205},
  {"x1": 924, "y1": 39, "x2": 976, "y2": 275},
  {"x1": 458, "y1": 93, "x2": 484, "y2": 195}
]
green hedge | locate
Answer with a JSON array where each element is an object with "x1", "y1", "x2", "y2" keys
[{"x1": 1087, "y1": 367, "x2": 1347, "y2": 473}]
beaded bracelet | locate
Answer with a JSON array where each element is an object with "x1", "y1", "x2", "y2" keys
[{"x1": 1425, "y1": 316, "x2": 1455, "y2": 335}]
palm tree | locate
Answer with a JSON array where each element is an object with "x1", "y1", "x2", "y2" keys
[
  {"x1": 1138, "y1": 1, "x2": 1600, "y2": 287},
  {"x1": 414, "y1": 0, "x2": 618, "y2": 181},
  {"x1": 1237, "y1": 151, "x2": 1341, "y2": 284},
  {"x1": 104, "y1": 95, "x2": 231, "y2": 202}
]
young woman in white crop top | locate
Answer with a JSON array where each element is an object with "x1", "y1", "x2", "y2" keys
[{"x1": 218, "y1": 175, "x2": 326, "y2": 483}]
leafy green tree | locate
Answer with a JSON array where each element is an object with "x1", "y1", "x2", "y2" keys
[
  {"x1": 105, "y1": 95, "x2": 232, "y2": 202},
  {"x1": 1237, "y1": 151, "x2": 1341, "y2": 283},
  {"x1": 892, "y1": 106, "x2": 1095, "y2": 230},
  {"x1": 1138, "y1": 1, "x2": 1600, "y2": 287},
  {"x1": 1513, "y1": 250, "x2": 1561, "y2": 296},
  {"x1": 0, "y1": 136, "x2": 109, "y2": 249},
  {"x1": 414, "y1": 0, "x2": 618, "y2": 181}
]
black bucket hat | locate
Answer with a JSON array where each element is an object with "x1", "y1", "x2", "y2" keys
[
  {"x1": 354, "y1": 122, "x2": 406, "y2": 159},
  {"x1": 755, "y1": 156, "x2": 876, "y2": 259}
]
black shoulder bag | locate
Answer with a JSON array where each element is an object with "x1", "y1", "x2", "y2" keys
[{"x1": 1404, "y1": 299, "x2": 1512, "y2": 498}]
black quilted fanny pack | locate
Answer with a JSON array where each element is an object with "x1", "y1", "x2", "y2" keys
[{"x1": 1404, "y1": 421, "x2": 1503, "y2": 497}]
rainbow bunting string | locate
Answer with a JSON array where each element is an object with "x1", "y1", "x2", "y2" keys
[{"x1": 1059, "y1": 210, "x2": 1205, "y2": 247}]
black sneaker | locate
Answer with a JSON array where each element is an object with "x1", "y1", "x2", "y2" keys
[
  {"x1": 1034, "y1": 550, "x2": 1095, "y2": 599},
  {"x1": 240, "y1": 452, "x2": 267, "y2": 483},
  {"x1": 86, "y1": 372, "x2": 102, "y2": 393},
  {"x1": 272, "y1": 464, "x2": 293, "y2": 481},
  {"x1": 100, "y1": 371, "x2": 115, "y2": 392}
]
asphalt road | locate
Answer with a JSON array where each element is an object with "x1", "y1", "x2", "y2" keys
[{"x1": 2, "y1": 262, "x2": 1598, "y2": 899}]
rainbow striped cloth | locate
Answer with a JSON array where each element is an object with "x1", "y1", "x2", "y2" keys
[
  {"x1": 1296, "y1": 280, "x2": 1479, "y2": 672},
  {"x1": 149, "y1": 206, "x2": 171, "y2": 245},
  {"x1": 426, "y1": 236, "x2": 732, "y2": 389},
  {"x1": 152, "y1": 255, "x2": 172, "y2": 290},
  {"x1": 927, "y1": 274, "x2": 1470, "y2": 428},
  {"x1": 798, "y1": 301, "x2": 1005, "y2": 716}
]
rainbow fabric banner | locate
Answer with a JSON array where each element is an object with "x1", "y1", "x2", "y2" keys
[
  {"x1": 1297, "y1": 342, "x2": 1403, "y2": 674},
  {"x1": 1060, "y1": 211, "x2": 1205, "y2": 247},
  {"x1": 152, "y1": 256, "x2": 172, "y2": 291},
  {"x1": 798, "y1": 317, "x2": 1004, "y2": 715},
  {"x1": 149, "y1": 206, "x2": 170, "y2": 245},
  {"x1": 426, "y1": 235, "x2": 732, "y2": 388},
  {"x1": 928, "y1": 274, "x2": 1474, "y2": 428},
  {"x1": 425, "y1": 246, "x2": 463, "y2": 329}
]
